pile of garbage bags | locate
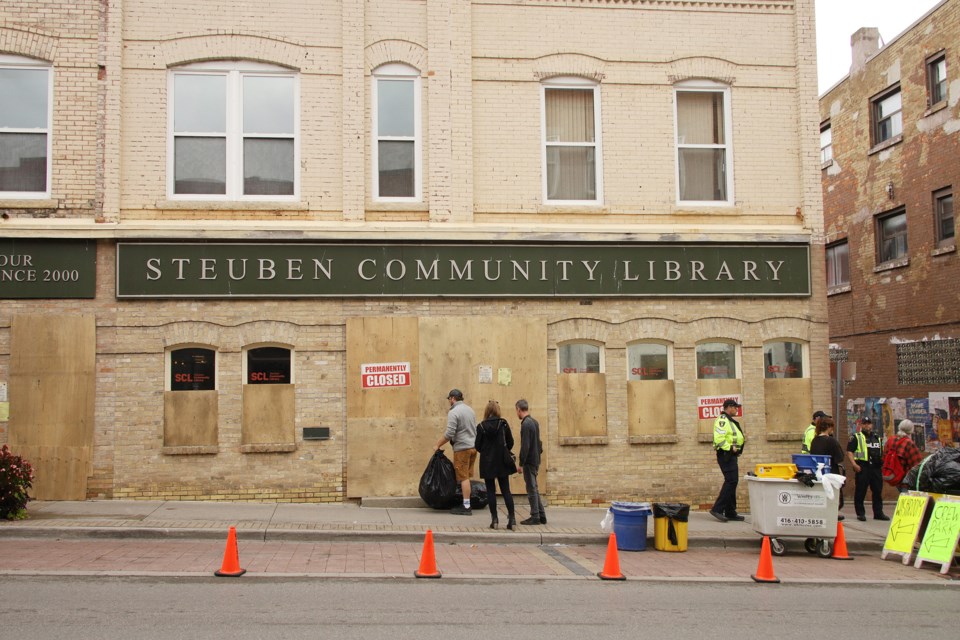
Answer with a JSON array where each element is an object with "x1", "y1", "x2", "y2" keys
[
  {"x1": 418, "y1": 450, "x2": 488, "y2": 509},
  {"x1": 902, "y1": 447, "x2": 960, "y2": 495}
]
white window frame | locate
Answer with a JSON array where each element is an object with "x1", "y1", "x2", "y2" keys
[
  {"x1": 372, "y1": 63, "x2": 422, "y2": 202},
  {"x1": 540, "y1": 76, "x2": 603, "y2": 205},
  {"x1": 557, "y1": 340, "x2": 605, "y2": 374},
  {"x1": 626, "y1": 340, "x2": 673, "y2": 381},
  {"x1": 762, "y1": 339, "x2": 808, "y2": 380},
  {"x1": 242, "y1": 343, "x2": 295, "y2": 385},
  {"x1": 674, "y1": 80, "x2": 734, "y2": 206},
  {"x1": 695, "y1": 340, "x2": 740, "y2": 380},
  {"x1": 0, "y1": 54, "x2": 53, "y2": 199},
  {"x1": 167, "y1": 61, "x2": 300, "y2": 201},
  {"x1": 820, "y1": 121, "x2": 833, "y2": 165}
]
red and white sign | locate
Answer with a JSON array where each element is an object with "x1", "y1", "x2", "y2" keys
[
  {"x1": 698, "y1": 395, "x2": 742, "y2": 420},
  {"x1": 361, "y1": 362, "x2": 411, "y2": 389}
]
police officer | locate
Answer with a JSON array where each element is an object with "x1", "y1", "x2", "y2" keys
[
  {"x1": 801, "y1": 410, "x2": 827, "y2": 453},
  {"x1": 846, "y1": 416, "x2": 889, "y2": 521},
  {"x1": 710, "y1": 398, "x2": 745, "y2": 522}
]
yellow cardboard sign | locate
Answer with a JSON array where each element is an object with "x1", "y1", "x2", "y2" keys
[
  {"x1": 882, "y1": 493, "x2": 929, "y2": 556},
  {"x1": 915, "y1": 499, "x2": 960, "y2": 569}
]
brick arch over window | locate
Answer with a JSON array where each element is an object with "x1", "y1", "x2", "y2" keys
[
  {"x1": 532, "y1": 53, "x2": 606, "y2": 83},
  {"x1": 365, "y1": 40, "x2": 426, "y2": 75},
  {"x1": 666, "y1": 56, "x2": 737, "y2": 86},
  {"x1": 160, "y1": 34, "x2": 305, "y2": 70},
  {"x1": 0, "y1": 28, "x2": 57, "y2": 63},
  {"x1": 162, "y1": 324, "x2": 222, "y2": 350}
]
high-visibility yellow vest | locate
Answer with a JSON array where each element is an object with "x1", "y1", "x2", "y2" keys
[
  {"x1": 713, "y1": 414, "x2": 744, "y2": 452},
  {"x1": 801, "y1": 424, "x2": 816, "y2": 453},
  {"x1": 853, "y1": 432, "x2": 868, "y2": 461}
]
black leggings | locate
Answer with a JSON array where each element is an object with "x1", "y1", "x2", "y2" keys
[{"x1": 484, "y1": 476, "x2": 515, "y2": 518}]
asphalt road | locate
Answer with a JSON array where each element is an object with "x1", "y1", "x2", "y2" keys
[{"x1": 1, "y1": 576, "x2": 955, "y2": 640}]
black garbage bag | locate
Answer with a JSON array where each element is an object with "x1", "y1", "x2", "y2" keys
[
  {"x1": 902, "y1": 447, "x2": 960, "y2": 495},
  {"x1": 653, "y1": 503, "x2": 690, "y2": 546},
  {"x1": 454, "y1": 480, "x2": 489, "y2": 510},
  {"x1": 419, "y1": 450, "x2": 459, "y2": 509}
]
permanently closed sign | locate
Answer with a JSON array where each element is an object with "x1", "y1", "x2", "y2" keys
[
  {"x1": 361, "y1": 362, "x2": 411, "y2": 389},
  {"x1": 698, "y1": 395, "x2": 742, "y2": 419}
]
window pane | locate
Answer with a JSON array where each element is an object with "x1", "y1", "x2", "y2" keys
[
  {"x1": 764, "y1": 341, "x2": 804, "y2": 379},
  {"x1": 0, "y1": 133, "x2": 46, "y2": 192},
  {"x1": 826, "y1": 242, "x2": 849, "y2": 287},
  {"x1": 937, "y1": 194, "x2": 954, "y2": 243},
  {"x1": 0, "y1": 68, "x2": 49, "y2": 129},
  {"x1": 546, "y1": 146, "x2": 596, "y2": 201},
  {"x1": 243, "y1": 76, "x2": 294, "y2": 135},
  {"x1": 170, "y1": 348, "x2": 216, "y2": 391},
  {"x1": 174, "y1": 137, "x2": 226, "y2": 194},
  {"x1": 545, "y1": 89, "x2": 594, "y2": 143},
  {"x1": 378, "y1": 79, "x2": 415, "y2": 137},
  {"x1": 679, "y1": 148, "x2": 726, "y2": 201},
  {"x1": 628, "y1": 343, "x2": 669, "y2": 381},
  {"x1": 879, "y1": 212, "x2": 907, "y2": 262},
  {"x1": 243, "y1": 138, "x2": 294, "y2": 195},
  {"x1": 248, "y1": 347, "x2": 291, "y2": 384},
  {"x1": 820, "y1": 126, "x2": 832, "y2": 163},
  {"x1": 696, "y1": 342, "x2": 736, "y2": 379},
  {"x1": 174, "y1": 74, "x2": 226, "y2": 133},
  {"x1": 879, "y1": 91, "x2": 901, "y2": 118},
  {"x1": 677, "y1": 92, "x2": 724, "y2": 145},
  {"x1": 560, "y1": 343, "x2": 601, "y2": 373},
  {"x1": 378, "y1": 140, "x2": 415, "y2": 197}
]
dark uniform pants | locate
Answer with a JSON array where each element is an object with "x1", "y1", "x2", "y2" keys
[
  {"x1": 712, "y1": 450, "x2": 739, "y2": 516},
  {"x1": 854, "y1": 464, "x2": 884, "y2": 518}
]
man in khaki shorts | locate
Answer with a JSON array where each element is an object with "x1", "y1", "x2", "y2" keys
[{"x1": 434, "y1": 389, "x2": 477, "y2": 515}]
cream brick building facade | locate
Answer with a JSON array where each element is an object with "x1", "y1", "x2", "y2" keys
[{"x1": 1, "y1": 0, "x2": 827, "y2": 510}]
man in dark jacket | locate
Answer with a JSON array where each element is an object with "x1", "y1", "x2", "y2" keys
[{"x1": 516, "y1": 399, "x2": 546, "y2": 525}]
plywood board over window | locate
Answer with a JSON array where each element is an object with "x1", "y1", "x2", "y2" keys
[
  {"x1": 241, "y1": 384, "x2": 296, "y2": 452},
  {"x1": 764, "y1": 378, "x2": 812, "y2": 440},
  {"x1": 9, "y1": 314, "x2": 95, "y2": 500},
  {"x1": 697, "y1": 378, "x2": 742, "y2": 440},
  {"x1": 558, "y1": 373, "x2": 607, "y2": 444},
  {"x1": 346, "y1": 316, "x2": 420, "y2": 419},
  {"x1": 163, "y1": 390, "x2": 219, "y2": 454},
  {"x1": 628, "y1": 380, "x2": 678, "y2": 443}
]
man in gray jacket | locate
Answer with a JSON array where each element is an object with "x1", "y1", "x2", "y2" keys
[
  {"x1": 434, "y1": 389, "x2": 477, "y2": 515},
  {"x1": 516, "y1": 399, "x2": 546, "y2": 525}
]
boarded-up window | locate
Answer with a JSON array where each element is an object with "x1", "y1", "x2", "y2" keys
[
  {"x1": 628, "y1": 342, "x2": 669, "y2": 380},
  {"x1": 764, "y1": 341, "x2": 805, "y2": 379},
  {"x1": 247, "y1": 346, "x2": 291, "y2": 384},
  {"x1": 696, "y1": 342, "x2": 736, "y2": 379},
  {"x1": 559, "y1": 342, "x2": 601, "y2": 373},
  {"x1": 170, "y1": 347, "x2": 216, "y2": 390}
]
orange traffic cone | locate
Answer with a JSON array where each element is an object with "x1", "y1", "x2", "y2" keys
[
  {"x1": 414, "y1": 529, "x2": 442, "y2": 578},
  {"x1": 597, "y1": 532, "x2": 626, "y2": 580},
  {"x1": 832, "y1": 522, "x2": 854, "y2": 560},
  {"x1": 751, "y1": 536, "x2": 781, "y2": 583},
  {"x1": 214, "y1": 526, "x2": 246, "y2": 577}
]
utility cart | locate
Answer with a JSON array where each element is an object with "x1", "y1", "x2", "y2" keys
[{"x1": 746, "y1": 475, "x2": 842, "y2": 557}]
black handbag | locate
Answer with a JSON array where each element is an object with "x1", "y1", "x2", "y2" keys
[{"x1": 500, "y1": 422, "x2": 518, "y2": 474}]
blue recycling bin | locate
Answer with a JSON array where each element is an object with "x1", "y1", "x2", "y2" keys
[{"x1": 611, "y1": 501, "x2": 653, "y2": 551}]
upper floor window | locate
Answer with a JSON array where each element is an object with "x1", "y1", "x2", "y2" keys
[
  {"x1": 675, "y1": 81, "x2": 732, "y2": 204},
  {"x1": 0, "y1": 55, "x2": 52, "y2": 197},
  {"x1": 169, "y1": 346, "x2": 216, "y2": 391},
  {"x1": 559, "y1": 342, "x2": 602, "y2": 373},
  {"x1": 820, "y1": 121, "x2": 833, "y2": 164},
  {"x1": 935, "y1": 188, "x2": 954, "y2": 248},
  {"x1": 763, "y1": 341, "x2": 805, "y2": 379},
  {"x1": 627, "y1": 341, "x2": 671, "y2": 381},
  {"x1": 872, "y1": 85, "x2": 902, "y2": 145},
  {"x1": 169, "y1": 61, "x2": 298, "y2": 200},
  {"x1": 696, "y1": 341, "x2": 737, "y2": 379},
  {"x1": 373, "y1": 64, "x2": 421, "y2": 201},
  {"x1": 877, "y1": 207, "x2": 908, "y2": 264},
  {"x1": 826, "y1": 241, "x2": 850, "y2": 289},
  {"x1": 542, "y1": 77, "x2": 602, "y2": 204},
  {"x1": 927, "y1": 52, "x2": 947, "y2": 107},
  {"x1": 246, "y1": 346, "x2": 293, "y2": 384}
]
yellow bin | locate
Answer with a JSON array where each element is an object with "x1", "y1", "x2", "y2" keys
[{"x1": 653, "y1": 503, "x2": 689, "y2": 552}]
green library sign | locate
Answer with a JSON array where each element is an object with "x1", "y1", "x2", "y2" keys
[
  {"x1": 117, "y1": 242, "x2": 810, "y2": 298},
  {"x1": 0, "y1": 239, "x2": 96, "y2": 299}
]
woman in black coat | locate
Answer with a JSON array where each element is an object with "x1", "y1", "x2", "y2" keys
[
  {"x1": 474, "y1": 400, "x2": 517, "y2": 530},
  {"x1": 809, "y1": 415, "x2": 846, "y2": 520}
]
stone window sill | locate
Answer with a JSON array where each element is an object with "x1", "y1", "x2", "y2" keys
[
  {"x1": 629, "y1": 435, "x2": 679, "y2": 445},
  {"x1": 874, "y1": 257, "x2": 909, "y2": 273},
  {"x1": 162, "y1": 445, "x2": 218, "y2": 455},
  {"x1": 697, "y1": 433, "x2": 715, "y2": 444},
  {"x1": 868, "y1": 134, "x2": 902, "y2": 156},
  {"x1": 559, "y1": 436, "x2": 608, "y2": 446},
  {"x1": 240, "y1": 443, "x2": 297, "y2": 454},
  {"x1": 932, "y1": 244, "x2": 956, "y2": 257},
  {"x1": 827, "y1": 284, "x2": 851, "y2": 296},
  {"x1": 156, "y1": 199, "x2": 308, "y2": 211},
  {"x1": 0, "y1": 198, "x2": 59, "y2": 209},
  {"x1": 924, "y1": 101, "x2": 948, "y2": 118},
  {"x1": 821, "y1": 160, "x2": 834, "y2": 171}
]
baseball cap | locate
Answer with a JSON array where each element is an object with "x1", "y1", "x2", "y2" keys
[
  {"x1": 813, "y1": 410, "x2": 827, "y2": 420},
  {"x1": 722, "y1": 398, "x2": 740, "y2": 408},
  {"x1": 861, "y1": 416, "x2": 872, "y2": 423}
]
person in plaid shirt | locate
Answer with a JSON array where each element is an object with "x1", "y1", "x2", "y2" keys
[{"x1": 888, "y1": 420, "x2": 924, "y2": 492}]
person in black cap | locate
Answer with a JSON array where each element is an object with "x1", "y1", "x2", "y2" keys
[
  {"x1": 710, "y1": 398, "x2": 746, "y2": 522},
  {"x1": 802, "y1": 410, "x2": 827, "y2": 454},
  {"x1": 846, "y1": 416, "x2": 888, "y2": 521},
  {"x1": 434, "y1": 389, "x2": 477, "y2": 515}
]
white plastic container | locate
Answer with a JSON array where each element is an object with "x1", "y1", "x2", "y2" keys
[{"x1": 746, "y1": 476, "x2": 839, "y2": 539}]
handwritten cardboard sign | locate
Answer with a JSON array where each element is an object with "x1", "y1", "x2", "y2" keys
[
  {"x1": 881, "y1": 493, "x2": 930, "y2": 565},
  {"x1": 914, "y1": 498, "x2": 960, "y2": 574}
]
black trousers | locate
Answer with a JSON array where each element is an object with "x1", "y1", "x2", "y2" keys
[
  {"x1": 712, "y1": 450, "x2": 739, "y2": 516},
  {"x1": 854, "y1": 464, "x2": 884, "y2": 517},
  {"x1": 484, "y1": 476, "x2": 515, "y2": 519}
]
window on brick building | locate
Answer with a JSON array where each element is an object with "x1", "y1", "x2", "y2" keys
[
  {"x1": 877, "y1": 208, "x2": 908, "y2": 264},
  {"x1": 696, "y1": 341, "x2": 737, "y2": 379},
  {"x1": 373, "y1": 64, "x2": 421, "y2": 200},
  {"x1": 169, "y1": 346, "x2": 217, "y2": 391},
  {"x1": 675, "y1": 81, "x2": 732, "y2": 204},
  {"x1": 627, "y1": 341, "x2": 671, "y2": 381},
  {"x1": 0, "y1": 55, "x2": 52, "y2": 197},
  {"x1": 871, "y1": 85, "x2": 902, "y2": 145},
  {"x1": 820, "y1": 121, "x2": 832, "y2": 165},
  {"x1": 559, "y1": 342, "x2": 602, "y2": 373},
  {"x1": 826, "y1": 241, "x2": 849, "y2": 289},
  {"x1": 763, "y1": 341, "x2": 805, "y2": 379},
  {"x1": 169, "y1": 61, "x2": 298, "y2": 199},
  {"x1": 935, "y1": 187, "x2": 954, "y2": 248},
  {"x1": 542, "y1": 77, "x2": 602, "y2": 203},
  {"x1": 246, "y1": 346, "x2": 293, "y2": 384},
  {"x1": 927, "y1": 52, "x2": 947, "y2": 107}
]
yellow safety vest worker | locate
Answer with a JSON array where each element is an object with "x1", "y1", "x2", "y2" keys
[
  {"x1": 801, "y1": 423, "x2": 816, "y2": 453},
  {"x1": 713, "y1": 413, "x2": 744, "y2": 452},
  {"x1": 853, "y1": 431, "x2": 868, "y2": 461}
]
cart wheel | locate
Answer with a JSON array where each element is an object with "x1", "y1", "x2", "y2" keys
[
  {"x1": 769, "y1": 537, "x2": 786, "y2": 556},
  {"x1": 816, "y1": 539, "x2": 832, "y2": 558},
  {"x1": 804, "y1": 538, "x2": 818, "y2": 554}
]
